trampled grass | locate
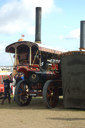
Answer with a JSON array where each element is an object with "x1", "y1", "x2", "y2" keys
[{"x1": 0, "y1": 96, "x2": 85, "y2": 128}]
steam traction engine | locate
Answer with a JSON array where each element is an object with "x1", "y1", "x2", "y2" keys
[
  {"x1": 5, "y1": 40, "x2": 62, "y2": 108},
  {"x1": 5, "y1": 7, "x2": 63, "y2": 108}
]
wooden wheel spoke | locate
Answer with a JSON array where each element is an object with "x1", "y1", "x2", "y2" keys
[
  {"x1": 49, "y1": 97, "x2": 53, "y2": 105},
  {"x1": 43, "y1": 80, "x2": 59, "y2": 108},
  {"x1": 47, "y1": 93, "x2": 51, "y2": 97},
  {"x1": 18, "y1": 91, "x2": 25, "y2": 96},
  {"x1": 49, "y1": 97, "x2": 57, "y2": 107},
  {"x1": 15, "y1": 81, "x2": 32, "y2": 106},
  {"x1": 20, "y1": 84, "x2": 24, "y2": 90}
]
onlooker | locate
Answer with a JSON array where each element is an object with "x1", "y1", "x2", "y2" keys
[
  {"x1": 9, "y1": 73, "x2": 13, "y2": 80},
  {"x1": 21, "y1": 72, "x2": 24, "y2": 80},
  {"x1": 9, "y1": 73, "x2": 13, "y2": 94},
  {"x1": 1, "y1": 76, "x2": 13, "y2": 104},
  {"x1": 16, "y1": 73, "x2": 22, "y2": 84},
  {"x1": 12, "y1": 72, "x2": 22, "y2": 101}
]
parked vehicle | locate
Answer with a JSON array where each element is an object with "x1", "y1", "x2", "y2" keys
[
  {"x1": 5, "y1": 7, "x2": 63, "y2": 108},
  {"x1": 6, "y1": 39, "x2": 62, "y2": 108}
]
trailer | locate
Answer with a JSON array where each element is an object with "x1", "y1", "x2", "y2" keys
[
  {"x1": 60, "y1": 20, "x2": 85, "y2": 109},
  {"x1": 61, "y1": 51, "x2": 85, "y2": 109}
]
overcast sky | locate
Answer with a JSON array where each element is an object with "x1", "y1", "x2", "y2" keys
[{"x1": 0, "y1": 0, "x2": 85, "y2": 65}]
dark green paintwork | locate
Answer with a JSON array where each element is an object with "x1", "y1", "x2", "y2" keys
[{"x1": 61, "y1": 51, "x2": 85, "y2": 109}]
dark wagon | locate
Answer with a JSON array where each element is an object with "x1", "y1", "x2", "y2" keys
[{"x1": 61, "y1": 51, "x2": 85, "y2": 109}]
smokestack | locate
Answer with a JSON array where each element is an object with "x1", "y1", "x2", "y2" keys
[
  {"x1": 80, "y1": 21, "x2": 85, "y2": 50},
  {"x1": 35, "y1": 7, "x2": 42, "y2": 43}
]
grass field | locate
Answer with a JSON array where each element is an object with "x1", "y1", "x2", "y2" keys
[{"x1": 0, "y1": 97, "x2": 85, "y2": 128}]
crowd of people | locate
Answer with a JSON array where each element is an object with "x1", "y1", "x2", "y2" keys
[{"x1": 1, "y1": 72, "x2": 24, "y2": 104}]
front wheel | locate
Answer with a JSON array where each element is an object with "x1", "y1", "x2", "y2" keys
[
  {"x1": 43, "y1": 80, "x2": 59, "y2": 108},
  {"x1": 15, "y1": 80, "x2": 32, "y2": 106}
]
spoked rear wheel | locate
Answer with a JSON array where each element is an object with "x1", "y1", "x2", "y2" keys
[
  {"x1": 15, "y1": 80, "x2": 32, "y2": 106},
  {"x1": 43, "y1": 80, "x2": 59, "y2": 108}
]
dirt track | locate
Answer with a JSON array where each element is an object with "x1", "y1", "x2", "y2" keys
[{"x1": 0, "y1": 97, "x2": 85, "y2": 128}]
